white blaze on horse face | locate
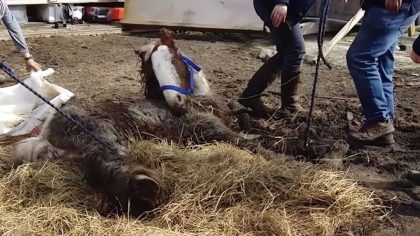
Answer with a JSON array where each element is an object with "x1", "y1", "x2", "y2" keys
[{"x1": 151, "y1": 45, "x2": 187, "y2": 110}]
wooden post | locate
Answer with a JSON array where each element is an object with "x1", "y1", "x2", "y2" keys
[
  {"x1": 408, "y1": 23, "x2": 416, "y2": 37},
  {"x1": 323, "y1": 8, "x2": 365, "y2": 57},
  {"x1": 310, "y1": 8, "x2": 365, "y2": 63}
]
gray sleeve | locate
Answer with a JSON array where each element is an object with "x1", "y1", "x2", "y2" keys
[{"x1": 1, "y1": 3, "x2": 29, "y2": 54}]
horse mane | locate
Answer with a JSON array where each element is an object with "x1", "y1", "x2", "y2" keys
[{"x1": 137, "y1": 43, "x2": 164, "y2": 101}]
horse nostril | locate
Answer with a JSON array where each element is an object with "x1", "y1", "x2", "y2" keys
[{"x1": 176, "y1": 94, "x2": 183, "y2": 103}]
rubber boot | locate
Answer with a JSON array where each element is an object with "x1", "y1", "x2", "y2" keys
[
  {"x1": 238, "y1": 55, "x2": 280, "y2": 118},
  {"x1": 276, "y1": 73, "x2": 305, "y2": 118}
]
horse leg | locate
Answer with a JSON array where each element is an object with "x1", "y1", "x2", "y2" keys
[
  {"x1": 84, "y1": 152, "x2": 166, "y2": 217},
  {"x1": 41, "y1": 104, "x2": 127, "y2": 156},
  {"x1": 180, "y1": 111, "x2": 275, "y2": 155}
]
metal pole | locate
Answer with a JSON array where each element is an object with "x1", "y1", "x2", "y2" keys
[{"x1": 304, "y1": 0, "x2": 332, "y2": 148}]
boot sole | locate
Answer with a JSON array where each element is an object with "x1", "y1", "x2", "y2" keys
[
  {"x1": 273, "y1": 109, "x2": 307, "y2": 119},
  {"x1": 348, "y1": 133, "x2": 395, "y2": 147}
]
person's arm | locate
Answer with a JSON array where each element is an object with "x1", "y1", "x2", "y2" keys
[
  {"x1": 1, "y1": 2, "x2": 29, "y2": 56},
  {"x1": 1, "y1": 2, "x2": 41, "y2": 71},
  {"x1": 411, "y1": 36, "x2": 420, "y2": 64}
]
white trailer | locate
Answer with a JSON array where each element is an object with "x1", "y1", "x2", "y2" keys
[
  {"x1": 121, "y1": 0, "x2": 361, "y2": 32},
  {"x1": 122, "y1": 0, "x2": 262, "y2": 31}
]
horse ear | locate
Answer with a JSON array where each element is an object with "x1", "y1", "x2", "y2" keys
[
  {"x1": 159, "y1": 28, "x2": 175, "y2": 48},
  {"x1": 136, "y1": 43, "x2": 155, "y2": 62}
]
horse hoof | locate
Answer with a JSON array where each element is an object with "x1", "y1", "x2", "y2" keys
[
  {"x1": 238, "y1": 113, "x2": 251, "y2": 131},
  {"x1": 131, "y1": 174, "x2": 161, "y2": 200}
]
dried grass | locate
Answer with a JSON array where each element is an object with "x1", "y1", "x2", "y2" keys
[{"x1": 0, "y1": 137, "x2": 381, "y2": 236}]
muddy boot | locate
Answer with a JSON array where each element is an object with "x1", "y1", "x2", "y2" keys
[
  {"x1": 238, "y1": 55, "x2": 280, "y2": 118},
  {"x1": 348, "y1": 120, "x2": 395, "y2": 146},
  {"x1": 275, "y1": 73, "x2": 305, "y2": 118}
]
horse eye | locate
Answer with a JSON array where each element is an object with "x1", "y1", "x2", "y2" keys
[{"x1": 171, "y1": 58, "x2": 175, "y2": 64}]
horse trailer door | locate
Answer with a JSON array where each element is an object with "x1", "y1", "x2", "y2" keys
[{"x1": 122, "y1": 0, "x2": 263, "y2": 31}]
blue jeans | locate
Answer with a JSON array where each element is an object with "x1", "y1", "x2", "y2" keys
[{"x1": 346, "y1": 2, "x2": 420, "y2": 123}]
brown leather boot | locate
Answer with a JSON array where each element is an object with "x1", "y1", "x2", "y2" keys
[
  {"x1": 348, "y1": 120, "x2": 395, "y2": 146},
  {"x1": 275, "y1": 73, "x2": 305, "y2": 118},
  {"x1": 238, "y1": 55, "x2": 280, "y2": 118}
]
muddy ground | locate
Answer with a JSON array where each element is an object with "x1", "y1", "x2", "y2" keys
[{"x1": 1, "y1": 30, "x2": 420, "y2": 235}]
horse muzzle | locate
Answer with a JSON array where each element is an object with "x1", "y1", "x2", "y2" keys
[{"x1": 162, "y1": 90, "x2": 188, "y2": 115}]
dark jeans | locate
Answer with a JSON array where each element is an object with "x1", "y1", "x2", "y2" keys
[{"x1": 253, "y1": 0, "x2": 306, "y2": 78}]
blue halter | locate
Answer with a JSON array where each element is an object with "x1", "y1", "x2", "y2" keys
[{"x1": 160, "y1": 54, "x2": 201, "y2": 96}]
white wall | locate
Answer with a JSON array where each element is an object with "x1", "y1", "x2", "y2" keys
[{"x1": 122, "y1": 0, "x2": 263, "y2": 31}]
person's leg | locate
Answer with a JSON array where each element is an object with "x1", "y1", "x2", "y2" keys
[
  {"x1": 277, "y1": 22, "x2": 306, "y2": 114},
  {"x1": 239, "y1": 0, "x2": 289, "y2": 118},
  {"x1": 378, "y1": 44, "x2": 397, "y2": 121},
  {"x1": 346, "y1": 4, "x2": 419, "y2": 144},
  {"x1": 379, "y1": 12, "x2": 420, "y2": 121},
  {"x1": 238, "y1": 53, "x2": 282, "y2": 118}
]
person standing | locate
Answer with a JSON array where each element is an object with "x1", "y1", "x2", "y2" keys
[
  {"x1": 346, "y1": 0, "x2": 420, "y2": 145},
  {"x1": 238, "y1": 0, "x2": 315, "y2": 118}
]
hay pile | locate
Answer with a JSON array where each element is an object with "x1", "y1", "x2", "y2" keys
[{"x1": 0, "y1": 138, "x2": 381, "y2": 236}]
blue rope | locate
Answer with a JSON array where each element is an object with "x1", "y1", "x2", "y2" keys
[
  {"x1": 304, "y1": 0, "x2": 332, "y2": 148},
  {"x1": 0, "y1": 61, "x2": 118, "y2": 153},
  {"x1": 181, "y1": 54, "x2": 201, "y2": 72}
]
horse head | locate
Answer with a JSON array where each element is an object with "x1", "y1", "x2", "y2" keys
[{"x1": 136, "y1": 28, "x2": 210, "y2": 114}]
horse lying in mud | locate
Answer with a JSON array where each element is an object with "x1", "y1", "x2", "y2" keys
[
  {"x1": 8, "y1": 29, "x2": 270, "y2": 217},
  {"x1": 10, "y1": 100, "x2": 273, "y2": 217}
]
